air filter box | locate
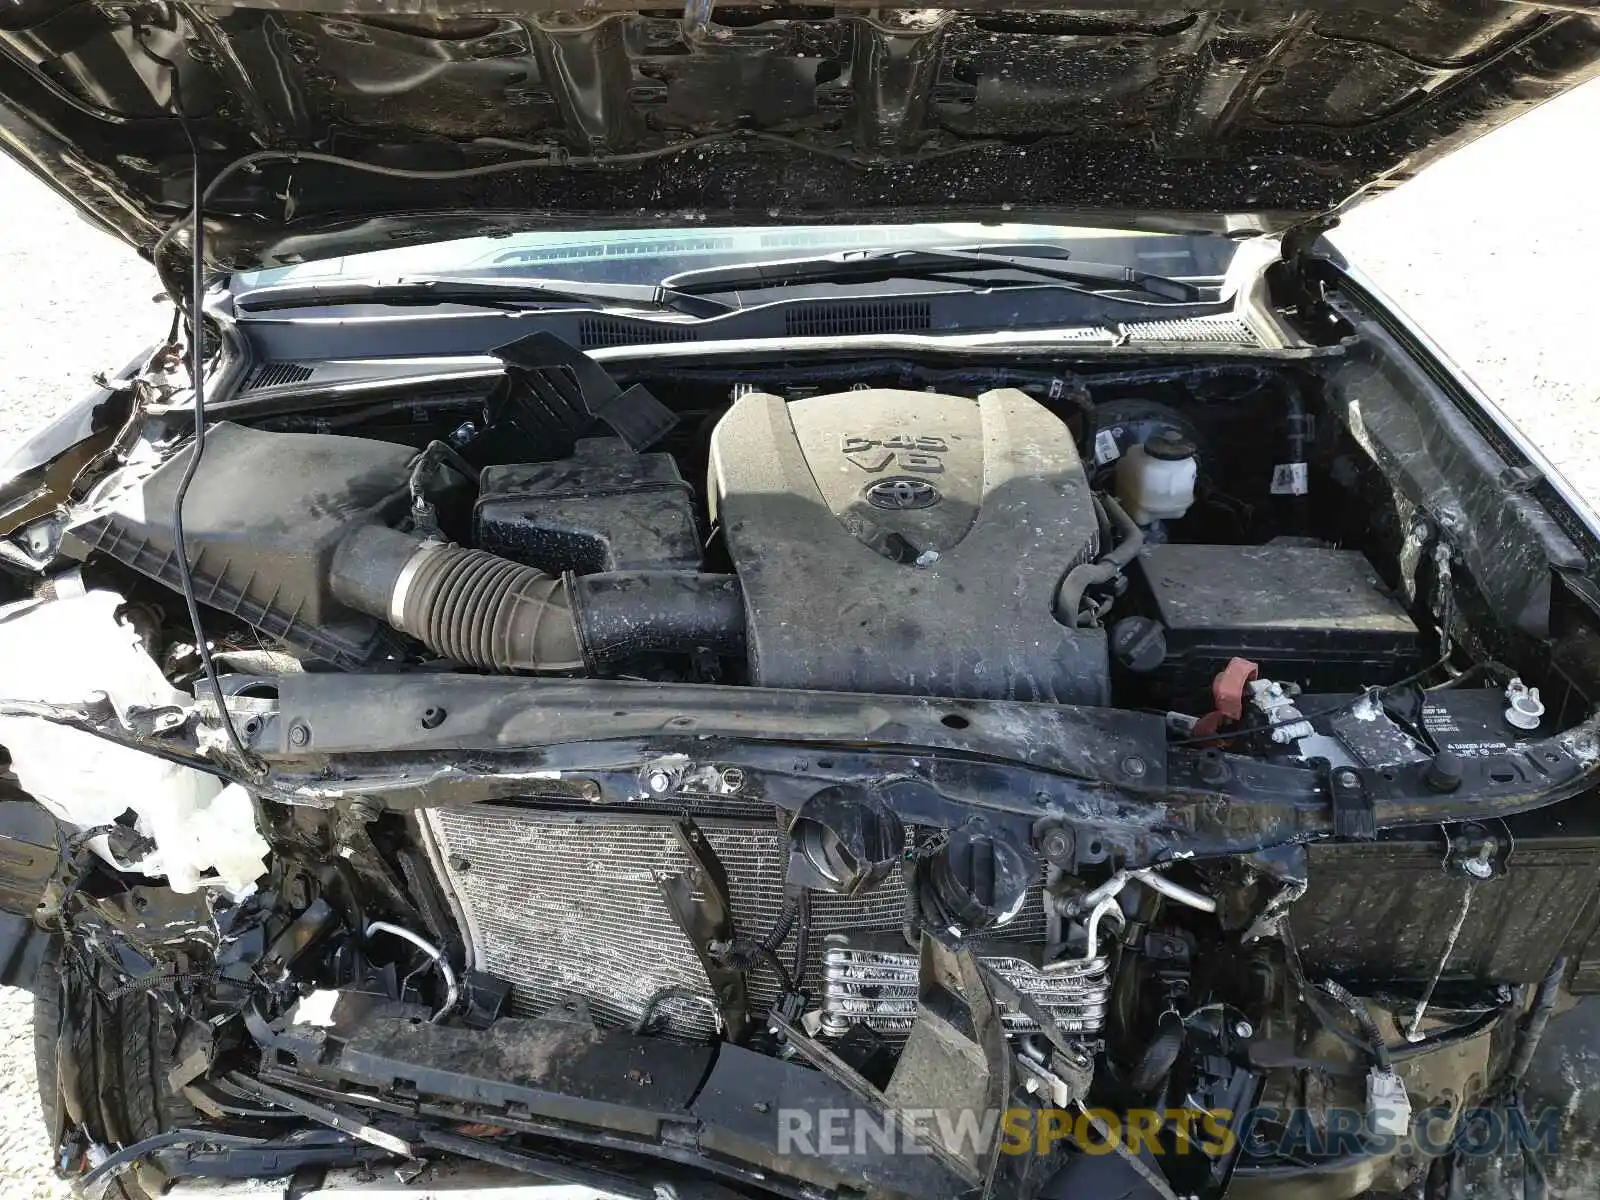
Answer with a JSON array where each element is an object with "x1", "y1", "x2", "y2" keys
[
  {"x1": 474, "y1": 437, "x2": 700, "y2": 574},
  {"x1": 1135, "y1": 541, "x2": 1423, "y2": 705},
  {"x1": 63, "y1": 423, "x2": 415, "y2": 667}
]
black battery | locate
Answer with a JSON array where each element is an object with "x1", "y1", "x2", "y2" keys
[
  {"x1": 1419, "y1": 686, "x2": 1544, "y2": 757},
  {"x1": 1134, "y1": 541, "x2": 1424, "y2": 708},
  {"x1": 1298, "y1": 686, "x2": 1543, "y2": 768}
]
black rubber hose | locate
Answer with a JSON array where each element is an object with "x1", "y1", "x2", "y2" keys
[
  {"x1": 1127, "y1": 1011, "x2": 1186, "y2": 1098},
  {"x1": 1502, "y1": 956, "x2": 1566, "y2": 1090},
  {"x1": 330, "y1": 525, "x2": 742, "y2": 672},
  {"x1": 1099, "y1": 493, "x2": 1145, "y2": 569},
  {"x1": 1055, "y1": 494, "x2": 1146, "y2": 627},
  {"x1": 567, "y1": 571, "x2": 745, "y2": 668},
  {"x1": 1318, "y1": 977, "x2": 1392, "y2": 1072},
  {"x1": 763, "y1": 892, "x2": 800, "y2": 954},
  {"x1": 403, "y1": 542, "x2": 583, "y2": 670}
]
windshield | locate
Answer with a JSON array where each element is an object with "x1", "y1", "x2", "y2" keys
[{"x1": 232, "y1": 222, "x2": 1237, "y2": 292}]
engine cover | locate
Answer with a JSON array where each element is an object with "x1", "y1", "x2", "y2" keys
[{"x1": 709, "y1": 387, "x2": 1107, "y2": 702}]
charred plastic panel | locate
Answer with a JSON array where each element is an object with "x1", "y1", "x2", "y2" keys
[
  {"x1": 710, "y1": 387, "x2": 1107, "y2": 703},
  {"x1": 0, "y1": 2, "x2": 1597, "y2": 265},
  {"x1": 262, "y1": 996, "x2": 967, "y2": 1196},
  {"x1": 0, "y1": 796, "x2": 56, "y2": 987},
  {"x1": 61, "y1": 423, "x2": 417, "y2": 667},
  {"x1": 1318, "y1": 288, "x2": 1588, "y2": 639},
  {"x1": 1291, "y1": 825, "x2": 1600, "y2": 985},
  {"x1": 474, "y1": 437, "x2": 701, "y2": 574}
]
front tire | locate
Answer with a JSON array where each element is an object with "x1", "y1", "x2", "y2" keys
[{"x1": 32, "y1": 939, "x2": 196, "y2": 1199}]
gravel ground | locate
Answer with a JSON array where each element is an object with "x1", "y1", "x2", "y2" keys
[
  {"x1": 0, "y1": 81, "x2": 1597, "y2": 1197},
  {"x1": 0, "y1": 167, "x2": 159, "y2": 1200}
]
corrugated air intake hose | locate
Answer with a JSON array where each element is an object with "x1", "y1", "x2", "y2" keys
[{"x1": 330, "y1": 524, "x2": 744, "y2": 673}]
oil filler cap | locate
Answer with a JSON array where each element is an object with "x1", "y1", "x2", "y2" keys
[
  {"x1": 1111, "y1": 616, "x2": 1167, "y2": 674},
  {"x1": 922, "y1": 826, "x2": 1037, "y2": 933}
]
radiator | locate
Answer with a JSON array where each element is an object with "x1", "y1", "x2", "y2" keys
[{"x1": 422, "y1": 803, "x2": 1051, "y2": 1039}]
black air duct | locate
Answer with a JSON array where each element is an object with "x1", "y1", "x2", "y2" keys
[{"x1": 331, "y1": 524, "x2": 742, "y2": 673}]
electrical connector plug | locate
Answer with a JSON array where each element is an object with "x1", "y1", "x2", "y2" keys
[{"x1": 1367, "y1": 1068, "x2": 1412, "y2": 1137}]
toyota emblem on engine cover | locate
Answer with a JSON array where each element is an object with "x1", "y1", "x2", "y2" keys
[{"x1": 865, "y1": 477, "x2": 941, "y2": 510}]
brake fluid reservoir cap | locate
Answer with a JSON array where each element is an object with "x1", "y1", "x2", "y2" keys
[{"x1": 1144, "y1": 429, "x2": 1198, "y2": 461}]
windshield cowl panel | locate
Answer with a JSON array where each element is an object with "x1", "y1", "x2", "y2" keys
[{"x1": 232, "y1": 223, "x2": 1237, "y2": 296}]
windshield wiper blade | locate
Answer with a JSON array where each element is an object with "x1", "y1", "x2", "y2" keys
[
  {"x1": 662, "y1": 244, "x2": 1203, "y2": 302},
  {"x1": 234, "y1": 273, "x2": 730, "y2": 318}
]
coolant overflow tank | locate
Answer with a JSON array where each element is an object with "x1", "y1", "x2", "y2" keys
[{"x1": 708, "y1": 387, "x2": 1108, "y2": 703}]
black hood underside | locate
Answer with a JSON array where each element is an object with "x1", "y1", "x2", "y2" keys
[{"x1": 1, "y1": 0, "x2": 1598, "y2": 270}]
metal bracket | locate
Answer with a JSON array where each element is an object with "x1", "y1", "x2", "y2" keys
[
  {"x1": 1444, "y1": 820, "x2": 1512, "y2": 880},
  {"x1": 1277, "y1": 212, "x2": 1340, "y2": 313},
  {"x1": 655, "y1": 816, "x2": 748, "y2": 1040},
  {"x1": 1014, "y1": 1052, "x2": 1085, "y2": 1108},
  {"x1": 681, "y1": 0, "x2": 713, "y2": 40},
  {"x1": 1242, "y1": 843, "x2": 1310, "y2": 943},
  {"x1": 123, "y1": 702, "x2": 189, "y2": 738},
  {"x1": 332, "y1": 806, "x2": 424, "y2": 925},
  {"x1": 1327, "y1": 764, "x2": 1376, "y2": 841}
]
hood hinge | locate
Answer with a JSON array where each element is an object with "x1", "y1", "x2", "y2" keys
[{"x1": 1278, "y1": 212, "x2": 1341, "y2": 314}]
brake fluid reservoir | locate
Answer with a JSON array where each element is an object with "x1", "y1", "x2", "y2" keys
[{"x1": 1115, "y1": 429, "x2": 1198, "y2": 525}]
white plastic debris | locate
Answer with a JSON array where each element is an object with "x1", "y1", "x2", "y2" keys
[
  {"x1": 292, "y1": 989, "x2": 343, "y2": 1028},
  {"x1": 0, "y1": 589, "x2": 268, "y2": 897},
  {"x1": 1504, "y1": 677, "x2": 1545, "y2": 732}
]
